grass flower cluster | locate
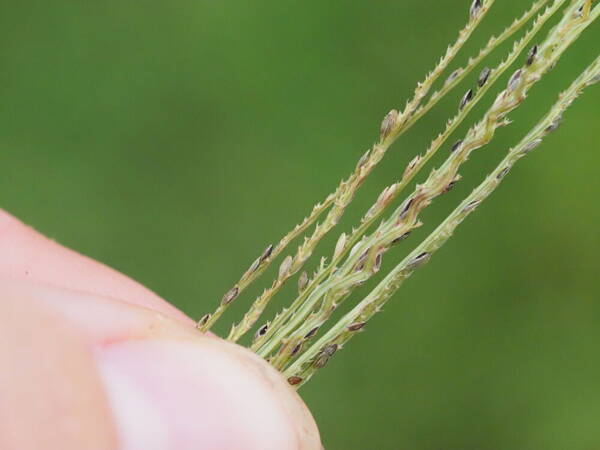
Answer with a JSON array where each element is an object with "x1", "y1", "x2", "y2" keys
[{"x1": 200, "y1": 0, "x2": 600, "y2": 388}]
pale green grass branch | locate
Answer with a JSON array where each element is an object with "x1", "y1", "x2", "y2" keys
[
  {"x1": 198, "y1": 196, "x2": 336, "y2": 332},
  {"x1": 410, "y1": 0, "x2": 550, "y2": 130},
  {"x1": 256, "y1": 0, "x2": 567, "y2": 361},
  {"x1": 222, "y1": 0, "x2": 496, "y2": 341},
  {"x1": 286, "y1": 50, "x2": 600, "y2": 387},
  {"x1": 275, "y1": 0, "x2": 598, "y2": 370}
]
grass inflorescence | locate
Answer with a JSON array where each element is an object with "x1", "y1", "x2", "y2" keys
[{"x1": 200, "y1": 0, "x2": 600, "y2": 388}]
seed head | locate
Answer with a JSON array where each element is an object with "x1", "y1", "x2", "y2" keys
[
  {"x1": 399, "y1": 198, "x2": 415, "y2": 219},
  {"x1": 407, "y1": 252, "x2": 430, "y2": 270},
  {"x1": 278, "y1": 255, "x2": 293, "y2": 278},
  {"x1": 462, "y1": 199, "x2": 481, "y2": 213},
  {"x1": 221, "y1": 286, "x2": 239, "y2": 306},
  {"x1": 507, "y1": 69, "x2": 523, "y2": 93},
  {"x1": 496, "y1": 167, "x2": 510, "y2": 180},
  {"x1": 522, "y1": 138, "x2": 543, "y2": 153},
  {"x1": 545, "y1": 116, "x2": 562, "y2": 134},
  {"x1": 377, "y1": 184, "x2": 399, "y2": 207},
  {"x1": 470, "y1": 0, "x2": 483, "y2": 19},
  {"x1": 349, "y1": 241, "x2": 362, "y2": 258},
  {"x1": 304, "y1": 327, "x2": 319, "y2": 339},
  {"x1": 247, "y1": 257, "x2": 261, "y2": 275},
  {"x1": 348, "y1": 322, "x2": 366, "y2": 331},
  {"x1": 355, "y1": 250, "x2": 369, "y2": 272},
  {"x1": 356, "y1": 149, "x2": 371, "y2": 170},
  {"x1": 403, "y1": 155, "x2": 422, "y2": 179},
  {"x1": 459, "y1": 89, "x2": 474, "y2": 110},
  {"x1": 451, "y1": 140, "x2": 463, "y2": 153},
  {"x1": 313, "y1": 343, "x2": 339, "y2": 368},
  {"x1": 334, "y1": 233, "x2": 347, "y2": 259},
  {"x1": 291, "y1": 342, "x2": 303, "y2": 356},
  {"x1": 197, "y1": 313, "x2": 211, "y2": 328},
  {"x1": 445, "y1": 69, "x2": 462, "y2": 86},
  {"x1": 374, "y1": 253, "x2": 383, "y2": 272},
  {"x1": 298, "y1": 271, "x2": 309, "y2": 293},
  {"x1": 287, "y1": 376, "x2": 303, "y2": 386},
  {"x1": 444, "y1": 180, "x2": 458, "y2": 193},
  {"x1": 478, "y1": 67, "x2": 491, "y2": 87},
  {"x1": 254, "y1": 323, "x2": 269, "y2": 339},
  {"x1": 391, "y1": 231, "x2": 411, "y2": 245},
  {"x1": 526, "y1": 45, "x2": 538, "y2": 66},
  {"x1": 380, "y1": 109, "x2": 399, "y2": 140},
  {"x1": 260, "y1": 244, "x2": 274, "y2": 262}
]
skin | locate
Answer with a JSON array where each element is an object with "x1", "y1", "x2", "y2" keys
[{"x1": 0, "y1": 209, "x2": 321, "y2": 450}]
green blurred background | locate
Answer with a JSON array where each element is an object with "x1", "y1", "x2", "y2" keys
[{"x1": 1, "y1": 0, "x2": 599, "y2": 448}]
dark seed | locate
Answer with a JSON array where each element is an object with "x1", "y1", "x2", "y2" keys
[
  {"x1": 451, "y1": 140, "x2": 463, "y2": 153},
  {"x1": 470, "y1": 0, "x2": 483, "y2": 19},
  {"x1": 287, "y1": 376, "x2": 303, "y2": 386},
  {"x1": 496, "y1": 167, "x2": 510, "y2": 179},
  {"x1": 391, "y1": 231, "x2": 411, "y2": 245},
  {"x1": 313, "y1": 355, "x2": 328, "y2": 369},
  {"x1": 221, "y1": 286, "x2": 239, "y2": 306},
  {"x1": 304, "y1": 327, "x2": 319, "y2": 339},
  {"x1": 348, "y1": 322, "x2": 366, "y2": 331},
  {"x1": 407, "y1": 252, "x2": 430, "y2": 269},
  {"x1": 313, "y1": 343, "x2": 339, "y2": 368},
  {"x1": 462, "y1": 200, "x2": 481, "y2": 213},
  {"x1": 260, "y1": 244, "x2": 274, "y2": 262},
  {"x1": 545, "y1": 116, "x2": 562, "y2": 133},
  {"x1": 198, "y1": 313, "x2": 211, "y2": 327},
  {"x1": 355, "y1": 251, "x2": 369, "y2": 272},
  {"x1": 399, "y1": 198, "x2": 415, "y2": 219},
  {"x1": 374, "y1": 253, "x2": 383, "y2": 272},
  {"x1": 324, "y1": 343, "x2": 339, "y2": 356},
  {"x1": 291, "y1": 342, "x2": 303, "y2": 356},
  {"x1": 255, "y1": 323, "x2": 269, "y2": 338},
  {"x1": 459, "y1": 89, "x2": 474, "y2": 110},
  {"x1": 444, "y1": 180, "x2": 457, "y2": 193},
  {"x1": 526, "y1": 45, "x2": 538, "y2": 66},
  {"x1": 478, "y1": 67, "x2": 491, "y2": 87}
]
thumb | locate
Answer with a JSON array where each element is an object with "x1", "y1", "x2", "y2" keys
[
  {"x1": 2, "y1": 276, "x2": 322, "y2": 450},
  {"x1": 0, "y1": 209, "x2": 321, "y2": 449}
]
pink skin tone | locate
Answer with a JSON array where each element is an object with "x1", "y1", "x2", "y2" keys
[{"x1": 0, "y1": 210, "x2": 321, "y2": 450}]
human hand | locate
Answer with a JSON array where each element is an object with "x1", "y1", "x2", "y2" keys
[{"x1": 0, "y1": 210, "x2": 321, "y2": 450}]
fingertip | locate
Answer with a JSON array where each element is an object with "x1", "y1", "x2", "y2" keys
[
  {"x1": 97, "y1": 337, "x2": 321, "y2": 450},
  {"x1": 0, "y1": 210, "x2": 322, "y2": 448}
]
